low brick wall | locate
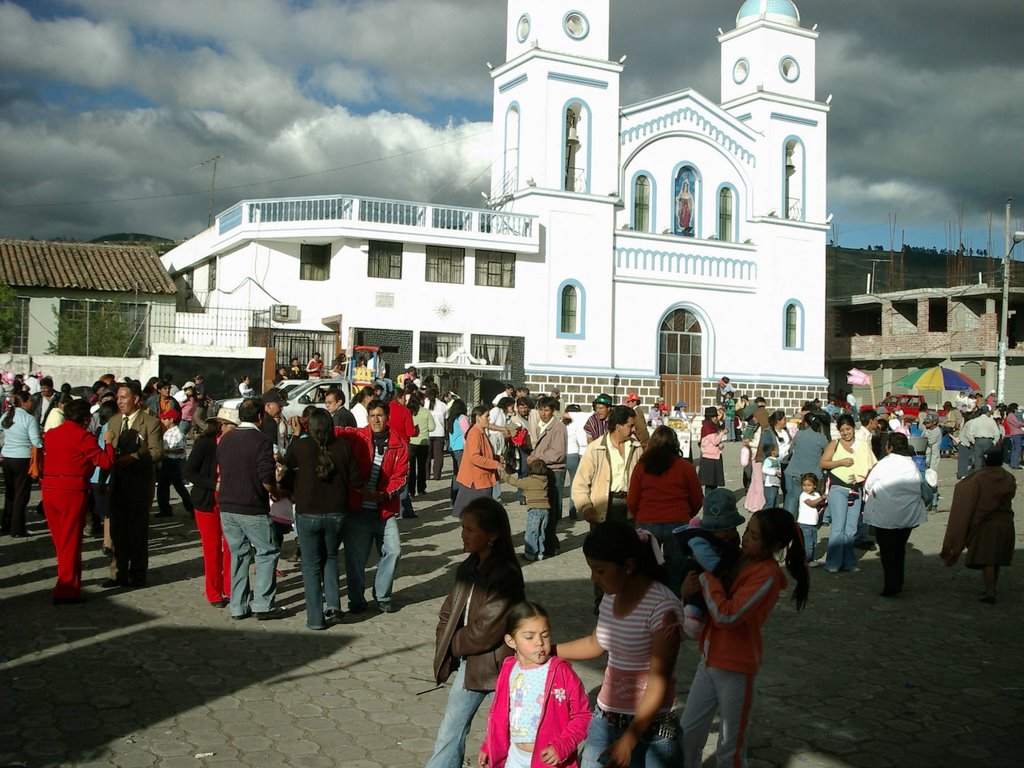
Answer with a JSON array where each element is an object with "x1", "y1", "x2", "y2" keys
[{"x1": 525, "y1": 373, "x2": 827, "y2": 414}]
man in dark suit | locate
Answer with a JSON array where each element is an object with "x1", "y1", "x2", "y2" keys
[{"x1": 103, "y1": 381, "x2": 164, "y2": 587}]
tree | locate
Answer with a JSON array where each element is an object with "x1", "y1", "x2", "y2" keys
[
  {"x1": 48, "y1": 299, "x2": 147, "y2": 357},
  {"x1": 0, "y1": 284, "x2": 20, "y2": 352}
]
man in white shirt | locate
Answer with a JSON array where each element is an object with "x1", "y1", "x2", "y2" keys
[{"x1": 491, "y1": 384, "x2": 515, "y2": 406}]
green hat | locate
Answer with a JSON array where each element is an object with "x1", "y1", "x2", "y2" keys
[{"x1": 593, "y1": 393, "x2": 613, "y2": 406}]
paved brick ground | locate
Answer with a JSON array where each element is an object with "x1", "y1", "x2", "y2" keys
[{"x1": 1, "y1": 443, "x2": 1021, "y2": 767}]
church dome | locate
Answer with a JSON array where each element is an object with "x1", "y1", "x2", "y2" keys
[{"x1": 736, "y1": 0, "x2": 800, "y2": 28}]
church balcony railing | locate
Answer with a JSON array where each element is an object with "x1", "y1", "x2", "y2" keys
[
  {"x1": 213, "y1": 193, "x2": 537, "y2": 250},
  {"x1": 786, "y1": 197, "x2": 803, "y2": 220},
  {"x1": 613, "y1": 231, "x2": 759, "y2": 290}
]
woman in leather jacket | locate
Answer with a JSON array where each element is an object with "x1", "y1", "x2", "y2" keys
[{"x1": 426, "y1": 497, "x2": 525, "y2": 768}]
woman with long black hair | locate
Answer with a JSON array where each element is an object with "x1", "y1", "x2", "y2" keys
[
  {"x1": 283, "y1": 409, "x2": 363, "y2": 630},
  {"x1": 445, "y1": 398, "x2": 470, "y2": 505},
  {"x1": 1, "y1": 391, "x2": 42, "y2": 537},
  {"x1": 426, "y1": 497, "x2": 524, "y2": 768}
]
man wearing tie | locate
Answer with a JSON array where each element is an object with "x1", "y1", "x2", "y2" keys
[{"x1": 104, "y1": 381, "x2": 163, "y2": 588}]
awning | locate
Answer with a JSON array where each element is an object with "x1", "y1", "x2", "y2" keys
[{"x1": 409, "y1": 347, "x2": 505, "y2": 372}]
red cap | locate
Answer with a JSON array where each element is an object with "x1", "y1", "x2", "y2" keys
[
  {"x1": 159, "y1": 410, "x2": 180, "y2": 422},
  {"x1": 626, "y1": 392, "x2": 640, "y2": 402}
]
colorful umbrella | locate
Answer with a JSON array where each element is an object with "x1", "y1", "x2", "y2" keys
[{"x1": 896, "y1": 366, "x2": 979, "y2": 392}]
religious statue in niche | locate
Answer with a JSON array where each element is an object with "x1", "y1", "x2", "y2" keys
[{"x1": 674, "y1": 167, "x2": 696, "y2": 237}]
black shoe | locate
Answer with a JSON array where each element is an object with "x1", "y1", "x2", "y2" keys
[
  {"x1": 231, "y1": 610, "x2": 251, "y2": 620},
  {"x1": 979, "y1": 595, "x2": 997, "y2": 605},
  {"x1": 154, "y1": 511, "x2": 172, "y2": 518},
  {"x1": 101, "y1": 578, "x2": 127, "y2": 589},
  {"x1": 324, "y1": 609, "x2": 343, "y2": 621},
  {"x1": 402, "y1": 512, "x2": 418, "y2": 519},
  {"x1": 348, "y1": 604, "x2": 367, "y2": 615},
  {"x1": 254, "y1": 608, "x2": 284, "y2": 621},
  {"x1": 209, "y1": 599, "x2": 227, "y2": 608},
  {"x1": 854, "y1": 541, "x2": 876, "y2": 552},
  {"x1": 101, "y1": 546, "x2": 114, "y2": 557},
  {"x1": 378, "y1": 601, "x2": 394, "y2": 613}
]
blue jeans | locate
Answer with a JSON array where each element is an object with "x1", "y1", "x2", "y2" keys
[
  {"x1": 824, "y1": 486, "x2": 861, "y2": 571},
  {"x1": 783, "y1": 472, "x2": 804, "y2": 518},
  {"x1": 524, "y1": 508, "x2": 549, "y2": 560},
  {"x1": 1010, "y1": 434, "x2": 1023, "y2": 470},
  {"x1": 638, "y1": 521, "x2": 686, "y2": 596},
  {"x1": 799, "y1": 523, "x2": 817, "y2": 562},
  {"x1": 581, "y1": 708, "x2": 681, "y2": 768},
  {"x1": 295, "y1": 512, "x2": 345, "y2": 629},
  {"x1": 343, "y1": 511, "x2": 400, "y2": 610},
  {"x1": 763, "y1": 486, "x2": 779, "y2": 508},
  {"x1": 449, "y1": 449, "x2": 463, "y2": 505},
  {"x1": 544, "y1": 468, "x2": 565, "y2": 555},
  {"x1": 220, "y1": 512, "x2": 280, "y2": 617},
  {"x1": 425, "y1": 662, "x2": 491, "y2": 768},
  {"x1": 566, "y1": 453, "x2": 581, "y2": 518}
]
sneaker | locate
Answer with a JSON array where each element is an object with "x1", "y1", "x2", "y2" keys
[
  {"x1": 845, "y1": 567, "x2": 862, "y2": 574},
  {"x1": 825, "y1": 568, "x2": 840, "y2": 574},
  {"x1": 378, "y1": 601, "x2": 394, "y2": 613},
  {"x1": 808, "y1": 560, "x2": 822, "y2": 568}
]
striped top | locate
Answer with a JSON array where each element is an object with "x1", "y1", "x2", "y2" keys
[{"x1": 594, "y1": 581, "x2": 680, "y2": 714}]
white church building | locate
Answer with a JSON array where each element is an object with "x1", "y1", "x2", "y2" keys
[{"x1": 162, "y1": 0, "x2": 829, "y2": 409}]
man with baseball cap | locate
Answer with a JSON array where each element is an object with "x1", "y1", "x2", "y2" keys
[{"x1": 624, "y1": 392, "x2": 650, "y2": 448}]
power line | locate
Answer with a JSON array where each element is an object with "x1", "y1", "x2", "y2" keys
[{"x1": 0, "y1": 129, "x2": 490, "y2": 211}]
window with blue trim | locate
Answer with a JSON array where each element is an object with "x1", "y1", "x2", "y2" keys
[
  {"x1": 556, "y1": 280, "x2": 585, "y2": 339},
  {"x1": 561, "y1": 285, "x2": 578, "y2": 334},
  {"x1": 718, "y1": 187, "x2": 733, "y2": 242},
  {"x1": 634, "y1": 175, "x2": 650, "y2": 232},
  {"x1": 784, "y1": 302, "x2": 800, "y2": 348}
]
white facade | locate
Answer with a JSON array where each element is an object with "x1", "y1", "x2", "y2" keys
[{"x1": 162, "y1": 0, "x2": 829, "y2": 409}]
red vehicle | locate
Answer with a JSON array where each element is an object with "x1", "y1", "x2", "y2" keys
[{"x1": 862, "y1": 394, "x2": 945, "y2": 419}]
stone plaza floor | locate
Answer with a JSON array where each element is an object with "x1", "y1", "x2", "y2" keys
[{"x1": 1, "y1": 442, "x2": 1022, "y2": 767}]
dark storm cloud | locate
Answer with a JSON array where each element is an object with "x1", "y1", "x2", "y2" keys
[{"x1": 0, "y1": 0, "x2": 1020, "y2": 246}]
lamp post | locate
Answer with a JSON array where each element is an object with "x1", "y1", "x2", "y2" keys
[{"x1": 996, "y1": 228, "x2": 1024, "y2": 404}]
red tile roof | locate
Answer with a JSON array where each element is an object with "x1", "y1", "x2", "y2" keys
[{"x1": 0, "y1": 239, "x2": 176, "y2": 295}]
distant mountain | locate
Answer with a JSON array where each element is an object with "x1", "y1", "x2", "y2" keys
[{"x1": 89, "y1": 233, "x2": 179, "y2": 255}]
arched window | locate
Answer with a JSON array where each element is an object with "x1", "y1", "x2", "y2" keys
[
  {"x1": 718, "y1": 187, "x2": 733, "y2": 241},
  {"x1": 784, "y1": 138, "x2": 805, "y2": 220},
  {"x1": 556, "y1": 279, "x2": 585, "y2": 339},
  {"x1": 560, "y1": 285, "x2": 578, "y2": 334},
  {"x1": 783, "y1": 300, "x2": 804, "y2": 349},
  {"x1": 634, "y1": 175, "x2": 650, "y2": 232},
  {"x1": 563, "y1": 102, "x2": 587, "y2": 192},
  {"x1": 503, "y1": 104, "x2": 520, "y2": 195}
]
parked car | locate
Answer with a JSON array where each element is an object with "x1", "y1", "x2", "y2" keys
[{"x1": 214, "y1": 377, "x2": 352, "y2": 423}]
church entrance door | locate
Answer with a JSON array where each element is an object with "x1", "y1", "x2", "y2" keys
[{"x1": 658, "y1": 309, "x2": 703, "y2": 411}]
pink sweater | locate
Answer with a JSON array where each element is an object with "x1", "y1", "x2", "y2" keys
[{"x1": 481, "y1": 656, "x2": 592, "y2": 768}]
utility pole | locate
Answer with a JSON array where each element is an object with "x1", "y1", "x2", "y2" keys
[
  {"x1": 998, "y1": 198, "x2": 1011, "y2": 405},
  {"x1": 192, "y1": 155, "x2": 222, "y2": 229},
  {"x1": 998, "y1": 201, "x2": 1024, "y2": 404}
]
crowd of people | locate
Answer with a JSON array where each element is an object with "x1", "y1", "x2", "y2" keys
[{"x1": 1, "y1": 367, "x2": 1018, "y2": 766}]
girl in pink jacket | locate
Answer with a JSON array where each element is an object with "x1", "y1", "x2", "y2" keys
[{"x1": 480, "y1": 603, "x2": 591, "y2": 768}]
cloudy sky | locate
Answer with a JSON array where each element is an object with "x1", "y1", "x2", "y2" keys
[{"x1": 1, "y1": 0, "x2": 1022, "y2": 253}]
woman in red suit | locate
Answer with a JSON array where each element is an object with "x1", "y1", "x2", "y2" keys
[{"x1": 41, "y1": 399, "x2": 115, "y2": 603}]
